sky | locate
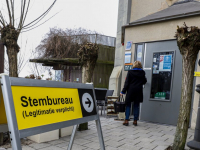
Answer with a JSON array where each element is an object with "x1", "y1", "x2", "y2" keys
[{"x1": 3, "y1": 0, "x2": 119, "y2": 78}]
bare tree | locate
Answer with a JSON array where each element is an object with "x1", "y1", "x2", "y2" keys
[
  {"x1": 36, "y1": 27, "x2": 98, "y2": 59},
  {"x1": 170, "y1": 23, "x2": 200, "y2": 150},
  {"x1": 77, "y1": 42, "x2": 99, "y2": 131},
  {"x1": 0, "y1": 0, "x2": 57, "y2": 77}
]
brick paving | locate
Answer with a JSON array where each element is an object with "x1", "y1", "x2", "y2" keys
[{"x1": 0, "y1": 117, "x2": 195, "y2": 150}]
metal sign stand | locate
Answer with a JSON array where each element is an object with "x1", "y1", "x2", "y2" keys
[
  {"x1": 1, "y1": 75, "x2": 105, "y2": 150},
  {"x1": 67, "y1": 125, "x2": 78, "y2": 150}
]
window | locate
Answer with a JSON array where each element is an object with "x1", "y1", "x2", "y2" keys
[{"x1": 135, "y1": 44, "x2": 144, "y2": 64}]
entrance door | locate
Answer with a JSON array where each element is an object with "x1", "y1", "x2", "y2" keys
[{"x1": 140, "y1": 40, "x2": 182, "y2": 125}]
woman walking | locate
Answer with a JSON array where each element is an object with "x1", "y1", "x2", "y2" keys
[{"x1": 120, "y1": 61, "x2": 147, "y2": 126}]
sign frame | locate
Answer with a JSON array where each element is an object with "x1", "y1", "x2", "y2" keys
[{"x1": 1, "y1": 75, "x2": 105, "y2": 150}]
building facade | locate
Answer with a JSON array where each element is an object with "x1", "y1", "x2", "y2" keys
[{"x1": 110, "y1": 0, "x2": 200, "y2": 128}]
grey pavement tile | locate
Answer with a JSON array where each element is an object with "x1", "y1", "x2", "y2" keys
[
  {"x1": 106, "y1": 136, "x2": 124, "y2": 142},
  {"x1": 82, "y1": 135, "x2": 97, "y2": 140},
  {"x1": 54, "y1": 142, "x2": 69, "y2": 148},
  {"x1": 6, "y1": 146, "x2": 35, "y2": 150},
  {"x1": 135, "y1": 142, "x2": 157, "y2": 149},
  {"x1": 82, "y1": 142, "x2": 100, "y2": 150},
  {"x1": 119, "y1": 138, "x2": 141, "y2": 145},
  {"x1": 135, "y1": 129, "x2": 151, "y2": 134},
  {"x1": 117, "y1": 143, "x2": 142, "y2": 150},
  {"x1": 88, "y1": 136, "x2": 110, "y2": 143},
  {"x1": 136, "y1": 137, "x2": 155, "y2": 143},
  {"x1": 147, "y1": 131, "x2": 165, "y2": 137},
  {"x1": 74, "y1": 138, "x2": 92, "y2": 145},
  {"x1": 60, "y1": 136, "x2": 71, "y2": 142},
  {"x1": 161, "y1": 134, "x2": 175, "y2": 140},
  {"x1": 38, "y1": 146, "x2": 64, "y2": 150},
  {"x1": 153, "y1": 146, "x2": 169, "y2": 150},
  {"x1": 22, "y1": 146, "x2": 36, "y2": 150},
  {"x1": 62, "y1": 144, "x2": 87, "y2": 150},
  {"x1": 29, "y1": 142, "x2": 51, "y2": 149},
  {"x1": 134, "y1": 132, "x2": 152, "y2": 138},
  {"x1": 149, "y1": 135, "x2": 168, "y2": 141},
  {"x1": 151, "y1": 140, "x2": 172, "y2": 146},
  {"x1": 104, "y1": 140, "x2": 125, "y2": 148},
  {"x1": 120, "y1": 133, "x2": 140, "y2": 140},
  {"x1": 47, "y1": 139, "x2": 66, "y2": 145}
]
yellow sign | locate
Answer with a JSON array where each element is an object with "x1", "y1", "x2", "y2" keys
[
  {"x1": 194, "y1": 72, "x2": 200, "y2": 76},
  {"x1": 11, "y1": 86, "x2": 83, "y2": 130},
  {"x1": 0, "y1": 87, "x2": 7, "y2": 124}
]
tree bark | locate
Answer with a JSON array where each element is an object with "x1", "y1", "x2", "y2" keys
[
  {"x1": 78, "y1": 63, "x2": 94, "y2": 131},
  {"x1": 0, "y1": 41, "x2": 4, "y2": 73},
  {"x1": 172, "y1": 24, "x2": 200, "y2": 150},
  {"x1": 1, "y1": 25, "x2": 19, "y2": 77},
  {"x1": 6, "y1": 45, "x2": 18, "y2": 77},
  {"x1": 172, "y1": 50, "x2": 198, "y2": 150}
]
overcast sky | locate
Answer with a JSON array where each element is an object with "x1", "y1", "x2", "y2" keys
[{"x1": 3, "y1": 0, "x2": 119, "y2": 77}]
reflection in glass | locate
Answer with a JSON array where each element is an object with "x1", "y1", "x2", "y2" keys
[
  {"x1": 150, "y1": 52, "x2": 174, "y2": 100},
  {"x1": 136, "y1": 45, "x2": 143, "y2": 62}
]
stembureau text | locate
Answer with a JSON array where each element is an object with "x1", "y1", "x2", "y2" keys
[{"x1": 21, "y1": 96, "x2": 73, "y2": 107}]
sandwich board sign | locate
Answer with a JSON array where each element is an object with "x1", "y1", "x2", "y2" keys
[{"x1": 0, "y1": 75, "x2": 105, "y2": 150}]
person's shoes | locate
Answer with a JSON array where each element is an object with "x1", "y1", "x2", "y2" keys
[
  {"x1": 133, "y1": 120, "x2": 137, "y2": 126},
  {"x1": 123, "y1": 120, "x2": 129, "y2": 126}
]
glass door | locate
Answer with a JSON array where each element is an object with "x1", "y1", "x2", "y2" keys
[{"x1": 150, "y1": 51, "x2": 174, "y2": 101}]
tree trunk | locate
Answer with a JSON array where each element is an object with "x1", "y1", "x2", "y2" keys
[
  {"x1": 172, "y1": 52, "x2": 198, "y2": 150},
  {"x1": 6, "y1": 45, "x2": 18, "y2": 77},
  {"x1": 82, "y1": 62, "x2": 94, "y2": 83},
  {"x1": 0, "y1": 41, "x2": 4, "y2": 73},
  {"x1": 78, "y1": 62, "x2": 95, "y2": 131}
]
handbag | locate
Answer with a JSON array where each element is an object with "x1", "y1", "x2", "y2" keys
[{"x1": 114, "y1": 95, "x2": 126, "y2": 112}]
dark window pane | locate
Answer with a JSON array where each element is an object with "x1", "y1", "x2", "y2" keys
[{"x1": 150, "y1": 52, "x2": 174, "y2": 100}]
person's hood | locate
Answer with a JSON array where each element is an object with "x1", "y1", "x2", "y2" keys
[{"x1": 128, "y1": 69, "x2": 145, "y2": 78}]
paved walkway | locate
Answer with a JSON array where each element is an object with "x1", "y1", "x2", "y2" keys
[{"x1": 0, "y1": 117, "x2": 195, "y2": 150}]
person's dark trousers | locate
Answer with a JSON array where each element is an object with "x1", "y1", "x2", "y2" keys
[
  {"x1": 125, "y1": 103, "x2": 131, "y2": 120},
  {"x1": 125, "y1": 102, "x2": 140, "y2": 120},
  {"x1": 133, "y1": 102, "x2": 140, "y2": 121}
]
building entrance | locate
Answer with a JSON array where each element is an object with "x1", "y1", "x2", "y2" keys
[{"x1": 140, "y1": 40, "x2": 182, "y2": 125}]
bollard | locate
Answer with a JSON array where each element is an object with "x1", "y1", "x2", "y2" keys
[{"x1": 187, "y1": 84, "x2": 200, "y2": 149}]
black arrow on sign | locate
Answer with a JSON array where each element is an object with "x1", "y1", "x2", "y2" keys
[{"x1": 85, "y1": 98, "x2": 91, "y2": 107}]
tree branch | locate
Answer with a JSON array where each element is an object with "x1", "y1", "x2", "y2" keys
[
  {"x1": 6, "y1": 0, "x2": 12, "y2": 26},
  {"x1": 18, "y1": 0, "x2": 26, "y2": 30},
  {"x1": 10, "y1": 0, "x2": 14, "y2": 25},
  {"x1": 22, "y1": 0, "x2": 57, "y2": 29},
  {"x1": 0, "y1": 11, "x2": 6, "y2": 27},
  {"x1": 21, "y1": 12, "x2": 59, "y2": 33},
  {"x1": 21, "y1": 0, "x2": 30, "y2": 29}
]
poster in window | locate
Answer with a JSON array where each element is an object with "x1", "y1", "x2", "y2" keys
[
  {"x1": 125, "y1": 52, "x2": 132, "y2": 64},
  {"x1": 159, "y1": 55, "x2": 172, "y2": 71},
  {"x1": 125, "y1": 41, "x2": 132, "y2": 50}
]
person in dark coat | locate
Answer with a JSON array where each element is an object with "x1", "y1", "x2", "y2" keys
[{"x1": 120, "y1": 61, "x2": 147, "y2": 126}]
